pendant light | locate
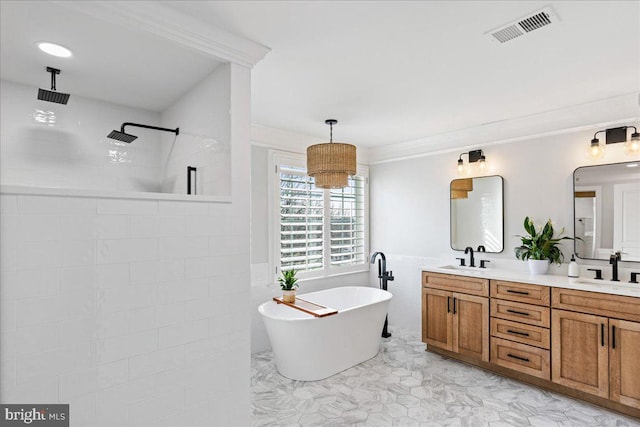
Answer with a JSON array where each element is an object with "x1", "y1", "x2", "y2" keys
[{"x1": 307, "y1": 119, "x2": 357, "y2": 189}]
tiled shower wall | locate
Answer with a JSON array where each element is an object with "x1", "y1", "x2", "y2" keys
[{"x1": 0, "y1": 194, "x2": 248, "y2": 426}]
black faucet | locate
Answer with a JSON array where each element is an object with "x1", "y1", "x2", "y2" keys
[
  {"x1": 610, "y1": 252, "x2": 621, "y2": 282},
  {"x1": 371, "y1": 252, "x2": 393, "y2": 338},
  {"x1": 477, "y1": 245, "x2": 486, "y2": 253},
  {"x1": 464, "y1": 247, "x2": 475, "y2": 267},
  {"x1": 630, "y1": 272, "x2": 639, "y2": 284}
]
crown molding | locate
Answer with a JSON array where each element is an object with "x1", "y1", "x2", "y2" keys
[
  {"x1": 53, "y1": 1, "x2": 270, "y2": 68},
  {"x1": 368, "y1": 92, "x2": 640, "y2": 164}
]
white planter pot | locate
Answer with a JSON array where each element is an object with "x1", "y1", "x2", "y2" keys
[{"x1": 528, "y1": 259, "x2": 550, "y2": 275}]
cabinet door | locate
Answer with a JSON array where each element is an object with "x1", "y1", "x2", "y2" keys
[
  {"x1": 453, "y1": 292, "x2": 489, "y2": 362},
  {"x1": 552, "y1": 309, "x2": 609, "y2": 398},
  {"x1": 610, "y1": 319, "x2": 640, "y2": 408},
  {"x1": 423, "y1": 288, "x2": 453, "y2": 352}
]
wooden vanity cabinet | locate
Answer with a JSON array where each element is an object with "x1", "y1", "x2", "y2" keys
[
  {"x1": 551, "y1": 288, "x2": 640, "y2": 408},
  {"x1": 422, "y1": 272, "x2": 489, "y2": 362}
]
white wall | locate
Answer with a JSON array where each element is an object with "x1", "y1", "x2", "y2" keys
[
  {"x1": 369, "y1": 127, "x2": 633, "y2": 337},
  {"x1": 0, "y1": 80, "x2": 163, "y2": 192},
  {"x1": 160, "y1": 64, "x2": 231, "y2": 197},
  {"x1": 0, "y1": 64, "x2": 252, "y2": 427}
]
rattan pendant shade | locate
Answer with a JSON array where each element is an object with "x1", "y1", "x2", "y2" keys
[{"x1": 307, "y1": 120, "x2": 357, "y2": 189}]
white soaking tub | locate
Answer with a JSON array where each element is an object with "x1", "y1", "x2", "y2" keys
[{"x1": 258, "y1": 286, "x2": 392, "y2": 381}]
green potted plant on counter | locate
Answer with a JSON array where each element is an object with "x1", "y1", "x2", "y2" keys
[
  {"x1": 279, "y1": 269, "x2": 299, "y2": 303},
  {"x1": 515, "y1": 216, "x2": 575, "y2": 274}
]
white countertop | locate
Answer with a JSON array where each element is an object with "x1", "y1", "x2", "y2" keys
[{"x1": 420, "y1": 264, "x2": 640, "y2": 298}]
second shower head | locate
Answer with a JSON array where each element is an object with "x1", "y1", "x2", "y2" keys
[{"x1": 107, "y1": 122, "x2": 179, "y2": 143}]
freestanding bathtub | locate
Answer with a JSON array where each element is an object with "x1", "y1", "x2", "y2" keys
[{"x1": 258, "y1": 286, "x2": 392, "y2": 381}]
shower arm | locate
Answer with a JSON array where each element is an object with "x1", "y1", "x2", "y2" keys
[{"x1": 121, "y1": 122, "x2": 180, "y2": 136}]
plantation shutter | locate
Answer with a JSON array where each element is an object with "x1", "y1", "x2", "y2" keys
[
  {"x1": 279, "y1": 166, "x2": 324, "y2": 272},
  {"x1": 330, "y1": 176, "x2": 366, "y2": 267}
]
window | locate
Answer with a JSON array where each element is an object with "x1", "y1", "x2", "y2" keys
[{"x1": 271, "y1": 152, "x2": 368, "y2": 280}]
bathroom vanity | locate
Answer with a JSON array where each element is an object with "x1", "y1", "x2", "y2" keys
[{"x1": 421, "y1": 267, "x2": 640, "y2": 418}]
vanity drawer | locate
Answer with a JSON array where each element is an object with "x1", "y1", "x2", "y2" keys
[
  {"x1": 422, "y1": 272, "x2": 489, "y2": 297},
  {"x1": 490, "y1": 299, "x2": 550, "y2": 328},
  {"x1": 552, "y1": 288, "x2": 640, "y2": 322},
  {"x1": 490, "y1": 280, "x2": 550, "y2": 306},
  {"x1": 490, "y1": 317, "x2": 550, "y2": 349},
  {"x1": 491, "y1": 337, "x2": 550, "y2": 380}
]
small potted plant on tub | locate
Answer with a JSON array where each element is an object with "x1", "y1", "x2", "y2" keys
[
  {"x1": 515, "y1": 216, "x2": 575, "y2": 275},
  {"x1": 279, "y1": 269, "x2": 299, "y2": 303}
]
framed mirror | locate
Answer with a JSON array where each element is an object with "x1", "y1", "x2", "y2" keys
[
  {"x1": 450, "y1": 175, "x2": 504, "y2": 252},
  {"x1": 573, "y1": 161, "x2": 640, "y2": 262}
]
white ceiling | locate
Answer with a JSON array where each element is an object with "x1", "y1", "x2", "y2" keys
[
  {"x1": 1, "y1": 1, "x2": 638, "y2": 155},
  {"x1": 163, "y1": 0, "x2": 639, "y2": 150}
]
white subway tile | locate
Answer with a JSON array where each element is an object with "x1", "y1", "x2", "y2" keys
[
  {"x1": 98, "y1": 285, "x2": 157, "y2": 314},
  {"x1": 0, "y1": 355, "x2": 17, "y2": 388},
  {"x1": 19, "y1": 240, "x2": 96, "y2": 270},
  {"x1": 59, "y1": 367, "x2": 99, "y2": 400},
  {"x1": 97, "y1": 359, "x2": 129, "y2": 389},
  {"x1": 158, "y1": 279, "x2": 208, "y2": 304},
  {"x1": 96, "y1": 311, "x2": 130, "y2": 339},
  {"x1": 129, "y1": 346, "x2": 185, "y2": 380},
  {"x1": 127, "y1": 389, "x2": 184, "y2": 426},
  {"x1": 158, "y1": 319, "x2": 208, "y2": 349},
  {"x1": 0, "y1": 375, "x2": 59, "y2": 403},
  {"x1": 208, "y1": 202, "x2": 231, "y2": 217},
  {"x1": 97, "y1": 329, "x2": 157, "y2": 364},
  {"x1": 65, "y1": 393, "x2": 96, "y2": 426},
  {"x1": 95, "y1": 376, "x2": 157, "y2": 419},
  {"x1": 18, "y1": 195, "x2": 96, "y2": 215},
  {"x1": 1, "y1": 214, "x2": 19, "y2": 245},
  {"x1": 184, "y1": 297, "x2": 228, "y2": 322},
  {"x1": 159, "y1": 236, "x2": 208, "y2": 260},
  {"x1": 17, "y1": 342, "x2": 95, "y2": 384},
  {"x1": 156, "y1": 302, "x2": 186, "y2": 328},
  {"x1": 0, "y1": 299, "x2": 16, "y2": 331},
  {"x1": 158, "y1": 200, "x2": 208, "y2": 216},
  {"x1": 18, "y1": 215, "x2": 60, "y2": 241},
  {"x1": 129, "y1": 215, "x2": 159, "y2": 238},
  {"x1": 159, "y1": 216, "x2": 185, "y2": 237},
  {"x1": 184, "y1": 335, "x2": 230, "y2": 362},
  {"x1": 1, "y1": 269, "x2": 59, "y2": 300},
  {"x1": 97, "y1": 238, "x2": 158, "y2": 264},
  {"x1": 129, "y1": 306, "x2": 157, "y2": 332},
  {"x1": 185, "y1": 215, "x2": 227, "y2": 237},
  {"x1": 15, "y1": 322, "x2": 58, "y2": 356},
  {"x1": 61, "y1": 215, "x2": 129, "y2": 240},
  {"x1": 59, "y1": 317, "x2": 97, "y2": 347},
  {"x1": 95, "y1": 263, "x2": 129, "y2": 288},
  {"x1": 130, "y1": 259, "x2": 185, "y2": 285},
  {"x1": 96, "y1": 198, "x2": 158, "y2": 215},
  {"x1": 0, "y1": 195, "x2": 18, "y2": 214},
  {"x1": 17, "y1": 290, "x2": 96, "y2": 327}
]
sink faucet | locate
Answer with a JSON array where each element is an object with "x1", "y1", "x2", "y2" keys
[
  {"x1": 477, "y1": 245, "x2": 486, "y2": 253},
  {"x1": 464, "y1": 247, "x2": 475, "y2": 267},
  {"x1": 610, "y1": 251, "x2": 621, "y2": 282}
]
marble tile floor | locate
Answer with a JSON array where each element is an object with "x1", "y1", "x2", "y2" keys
[{"x1": 251, "y1": 329, "x2": 639, "y2": 427}]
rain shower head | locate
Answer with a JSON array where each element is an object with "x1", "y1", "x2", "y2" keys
[
  {"x1": 38, "y1": 67, "x2": 70, "y2": 105},
  {"x1": 107, "y1": 130, "x2": 138, "y2": 143},
  {"x1": 107, "y1": 122, "x2": 179, "y2": 143}
]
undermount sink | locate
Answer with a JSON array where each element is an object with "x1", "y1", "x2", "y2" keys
[
  {"x1": 437, "y1": 265, "x2": 488, "y2": 272},
  {"x1": 573, "y1": 278, "x2": 639, "y2": 288}
]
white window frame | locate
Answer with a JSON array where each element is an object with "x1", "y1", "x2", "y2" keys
[{"x1": 268, "y1": 150, "x2": 369, "y2": 282}]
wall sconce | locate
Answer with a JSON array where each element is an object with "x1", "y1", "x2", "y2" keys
[
  {"x1": 457, "y1": 149, "x2": 486, "y2": 175},
  {"x1": 589, "y1": 126, "x2": 639, "y2": 159}
]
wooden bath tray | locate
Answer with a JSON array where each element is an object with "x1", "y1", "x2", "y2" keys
[{"x1": 273, "y1": 297, "x2": 338, "y2": 318}]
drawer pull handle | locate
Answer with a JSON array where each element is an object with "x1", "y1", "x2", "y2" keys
[
  {"x1": 447, "y1": 296, "x2": 451, "y2": 313},
  {"x1": 506, "y1": 289, "x2": 530, "y2": 295},
  {"x1": 506, "y1": 329, "x2": 530, "y2": 337},
  {"x1": 506, "y1": 309, "x2": 530, "y2": 316},
  {"x1": 601, "y1": 324, "x2": 605, "y2": 347},
  {"x1": 453, "y1": 297, "x2": 457, "y2": 315},
  {"x1": 507, "y1": 353, "x2": 530, "y2": 363}
]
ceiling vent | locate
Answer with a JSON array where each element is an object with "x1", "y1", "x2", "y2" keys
[{"x1": 487, "y1": 7, "x2": 559, "y2": 44}]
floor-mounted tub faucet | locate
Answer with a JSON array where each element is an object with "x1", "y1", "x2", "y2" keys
[{"x1": 371, "y1": 252, "x2": 393, "y2": 338}]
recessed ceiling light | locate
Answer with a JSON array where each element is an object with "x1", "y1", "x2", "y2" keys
[
  {"x1": 37, "y1": 42, "x2": 72, "y2": 58},
  {"x1": 626, "y1": 163, "x2": 638, "y2": 168}
]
